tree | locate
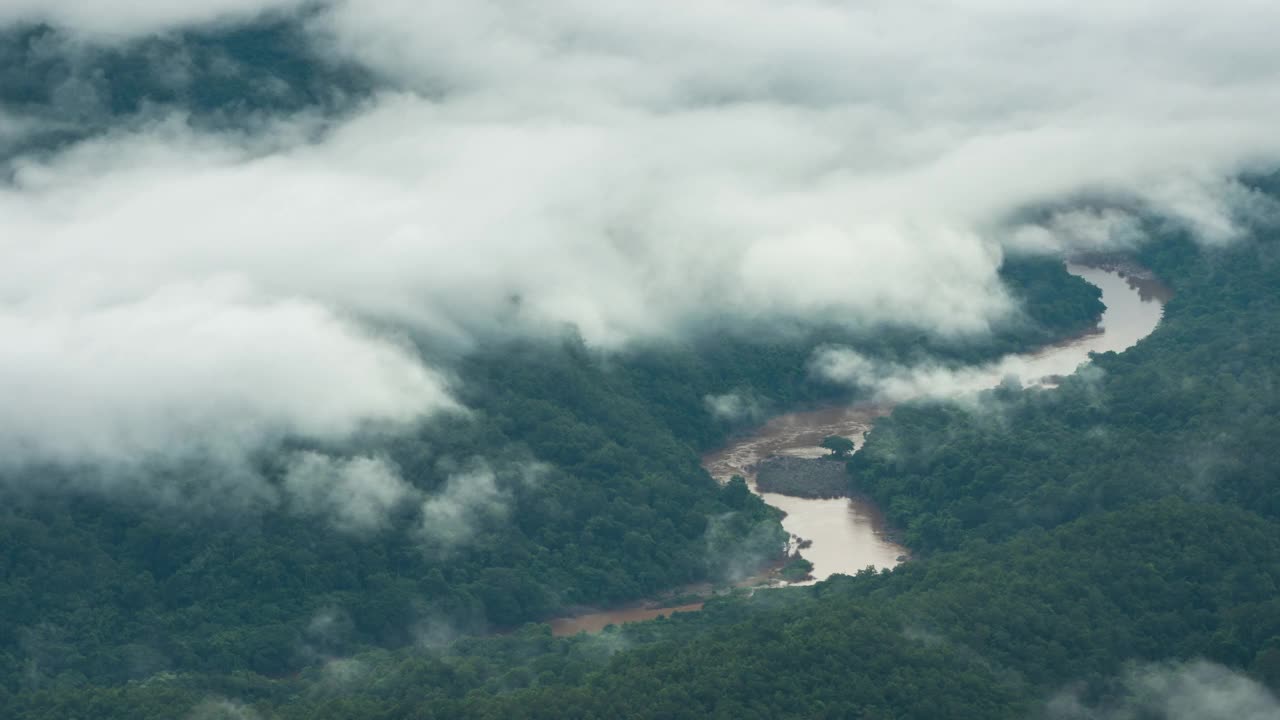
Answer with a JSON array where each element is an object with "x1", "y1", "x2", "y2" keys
[{"x1": 820, "y1": 435, "x2": 855, "y2": 458}]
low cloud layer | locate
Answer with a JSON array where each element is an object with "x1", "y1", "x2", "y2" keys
[
  {"x1": 2, "y1": 1, "x2": 1280, "y2": 480},
  {"x1": 811, "y1": 265, "x2": 1167, "y2": 402},
  {"x1": 0, "y1": 282, "x2": 453, "y2": 469}
]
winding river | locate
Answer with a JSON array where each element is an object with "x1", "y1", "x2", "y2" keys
[
  {"x1": 703, "y1": 263, "x2": 1171, "y2": 582},
  {"x1": 552, "y1": 263, "x2": 1170, "y2": 633}
]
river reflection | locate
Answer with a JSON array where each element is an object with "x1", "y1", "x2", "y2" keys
[{"x1": 700, "y1": 264, "x2": 1170, "y2": 583}]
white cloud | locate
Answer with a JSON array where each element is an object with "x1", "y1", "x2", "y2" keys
[
  {"x1": 704, "y1": 392, "x2": 766, "y2": 423},
  {"x1": 0, "y1": 277, "x2": 452, "y2": 470},
  {"x1": 419, "y1": 465, "x2": 507, "y2": 547},
  {"x1": 811, "y1": 264, "x2": 1167, "y2": 402},
  {"x1": 2, "y1": 1, "x2": 1280, "y2": 476},
  {"x1": 419, "y1": 462, "x2": 543, "y2": 548},
  {"x1": 283, "y1": 452, "x2": 418, "y2": 533}
]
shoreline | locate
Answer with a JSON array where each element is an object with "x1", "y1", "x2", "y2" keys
[
  {"x1": 544, "y1": 556, "x2": 792, "y2": 636},
  {"x1": 699, "y1": 260, "x2": 1170, "y2": 582},
  {"x1": 544, "y1": 259, "x2": 1170, "y2": 633}
]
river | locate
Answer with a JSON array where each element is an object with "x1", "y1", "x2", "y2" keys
[
  {"x1": 701, "y1": 263, "x2": 1170, "y2": 583},
  {"x1": 552, "y1": 263, "x2": 1170, "y2": 633}
]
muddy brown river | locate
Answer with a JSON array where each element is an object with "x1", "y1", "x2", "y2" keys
[
  {"x1": 702, "y1": 263, "x2": 1170, "y2": 583},
  {"x1": 554, "y1": 263, "x2": 1170, "y2": 633}
]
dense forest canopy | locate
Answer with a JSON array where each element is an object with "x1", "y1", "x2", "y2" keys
[
  {"x1": 9, "y1": 217, "x2": 1280, "y2": 718},
  {"x1": 4, "y1": 3, "x2": 1280, "y2": 719},
  {"x1": 0, "y1": 254, "x2": 1100, "y2": 687}
]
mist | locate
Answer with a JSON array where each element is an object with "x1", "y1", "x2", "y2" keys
[
  {"x1": 810, "y1": 263, "x2": 1169, "y2": 402},
  {"x1": 3, "y1": 0, "x2": 1280, "y2": 489},
  {"x1": 1046, "y1": 660, "x2": 1280, "y2": 720}
]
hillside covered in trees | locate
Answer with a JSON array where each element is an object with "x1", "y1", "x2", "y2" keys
[
  {"x1": 0, "y1": 256, "x2": 1099, "y2": 702},
  {"x1": 9, "y1": 202, "x2": 1280, "y2": 717},
  {"x1": 4, "y1": 4, "x2": 1280, "y2": 719}
]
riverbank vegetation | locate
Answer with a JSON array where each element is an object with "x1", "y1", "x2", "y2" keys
[
  {"x1": 12, "y1": 498, "x2": 1277, "y2": 719},
  {"x1": 851, "y1": 221, "x2": 1280, "y2": 554}
]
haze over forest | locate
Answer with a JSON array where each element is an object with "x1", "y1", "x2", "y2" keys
[{"x1": 2, "y1": 3, "x2": 1280, "y2": 719}]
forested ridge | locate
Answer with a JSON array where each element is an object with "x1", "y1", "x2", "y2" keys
[
  {"x1": 6, "y1": 203, "x2": 1280, "y2": 718},
  {"x1": 2, "y1": 5, "x2": 1278, "y2": 720},
  {"x1": 0, "y1": 256, "x2": 1100, "y2": 712},
  {"x1": 852, "y1": 228, "x2": 1280, "y2": 552},
  {"x1": 2, "y1": 150, "x2": 1274, "y2": 720},
  {"x1": 8, "y1": 216, "x2": 1280, "y2": 717}
]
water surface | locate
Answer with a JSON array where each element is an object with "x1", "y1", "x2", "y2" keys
[
  {"x1": 700, "y1": 264, "x2": 1170, "y2": 582},
  {"x1": 557, "y1": 264, "x2": 1170, "y2": 632}
]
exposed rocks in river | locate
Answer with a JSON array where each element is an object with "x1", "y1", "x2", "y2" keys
[{"x1": 755, "y1": 456, "x2": 850, "y2": 498}]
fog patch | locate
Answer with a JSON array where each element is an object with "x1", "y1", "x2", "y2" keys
[
  {"x1": 412, "y1": 615, "x2": 470, "y2": 651},
  {"x1": 281, "y1": 455, "x2": 545, "y2": 541},
  {"x1": 419, "y1": 460, "x2": 546, "y2": 549},
  {"x1": 187, "y1": 698, "x2": 262, "y2": 720},
  {"x1": 1, "y1": 1, "x2": 1278, "y2": 480},
  {"x1": 704, "y1": 511, "x2": 788, "y2": 584},
  {"x1": 0, "y1": 109, "x2": 52, "y2": 158},
  {"x1": 318, "y1": 657, "x2": 369, "y2": 688},
  {"x1": 704, "y1": 391, "x2": 767, "y2": 424},
  {"x1": 811, "y1": 347, "x2": 1075, "y2": 404},
  {"x1": 295, "y1": 605, "x2": 358, "y2": 667},
  {"x1": 1046, "y1": 660, "x2": 1280, "y2": 720},
  {"x1": 811, "y1": 258, "x2": 1166, "y2": 404},
  {"x1": 283, "y1": 452, "x2": 417, "y2": 533},
  {"x1": 306, "y1": 606, "x2": 354, "y2": 645},
  {"x1": 1009, "y1": 208, "x2": 1150, "y2": 256},
  {"x1": 420, "y1": 466, "x2": 504, "y2": 547}
]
